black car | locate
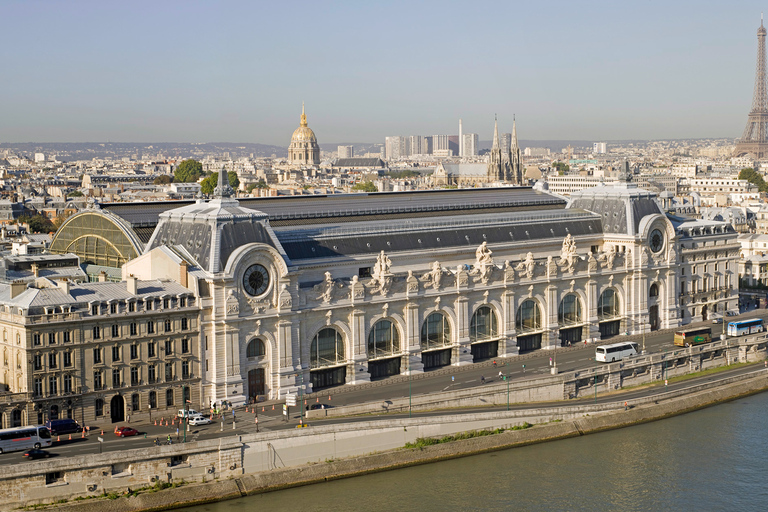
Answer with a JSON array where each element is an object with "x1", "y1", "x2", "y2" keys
[{"x1": 23, "y1": 449, "x2": 51, "y2": 460}]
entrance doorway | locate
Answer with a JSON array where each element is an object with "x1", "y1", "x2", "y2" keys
[
  {"x1": 649, "y1": 305, "x2": 659, "y2": 331},
  {"x1": 110, "y1": 395, "x2": 125, "y2": 423},
  {"x1": 702, "y1": 304, "x2": 708, "y2": 321},
  {"x1": 470, "y1": 341, "x2": 499, "y2": 362},
  {"x1": 248, "y1": 368, "x2": 265, "y2": 401}
]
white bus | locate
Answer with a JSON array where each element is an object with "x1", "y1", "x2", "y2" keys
[
  {"x1": 596, "y1": 342, "x2": 639, "y2": 363},
  {"x1": 0, "y1": 426, "x2": 53, "y2": 454}
]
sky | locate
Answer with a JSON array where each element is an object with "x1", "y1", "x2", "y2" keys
[{"x1": 1, "y1": 0, "x2": 766, "y2": 145}]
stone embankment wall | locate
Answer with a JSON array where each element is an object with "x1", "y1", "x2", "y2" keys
[{"x1": 2, "y1": 335, "x2": 766, "y2": 511}]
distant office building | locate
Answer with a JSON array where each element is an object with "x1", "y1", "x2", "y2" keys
[
  {"x1": 408, "y1": 136, "x2": 426, "y2": 156},
  {"x1": 337, "y1": 145, "x2": 354, "y2": 159},
  {"x1": 524, "y1": 147, "x2": 551, "y2": 157},
  {"x1": 448, "y1": 136, "x2": 459, "y2": 156},
  {"x1": 500, "y1": 133, "x2": 512, "y2": 154},
  {"x1": 432, "y1": 135, "x2": 450, "y2": 152},
  {"x1": 593, "y1": 142, "x2": 607, "y2": 154},
  {"x1": 385, "y1": 136, "x2": 405, "y2": 160},
  {"x1": 462, "y1": 133, "x2": 479, "y2": 157},
  {"x1": 34, "y1": 153, "x2": 45, "y2": 163},
  {"x1": 458, "y1": 119, "x2": 463, "y2": 157}
]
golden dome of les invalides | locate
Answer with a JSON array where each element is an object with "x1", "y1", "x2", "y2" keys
[{"x1": 288, "y1": 103, "x2": 320, "y2": 165}]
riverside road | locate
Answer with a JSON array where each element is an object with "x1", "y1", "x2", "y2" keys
[{"x1": 7, "y1": 308, "x2": 768, "y2": 465}]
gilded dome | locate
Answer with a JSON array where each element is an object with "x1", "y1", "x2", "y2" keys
[{"x1": 291, "y1": 104, "x2": 317, "y2": 143}]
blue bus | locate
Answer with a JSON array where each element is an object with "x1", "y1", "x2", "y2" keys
[{"x1": 727, "y1": 318, "x2": 765, "y2": 337}]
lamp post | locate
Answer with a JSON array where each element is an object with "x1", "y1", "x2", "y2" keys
[
  {"x1": 298, "y1": 371, "x2": 304, "y2": 426},
  {"x1": 407, "y1": 355, "x2": 412, "y2": 418},
  {"x1": 505, "y1": 362, "x2": 510, "y2": 411}
]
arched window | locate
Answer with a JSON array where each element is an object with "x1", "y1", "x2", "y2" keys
[
  {"x1": 246, "y1": 338, "x2": 266, "y2": 358},
  {"x1": 421, "y1": 312, "x2": 451, "y2": 350},
  {"x1": 649, "y1": 283, "x2": 659, "y2": 298},
  {"x1": 166, "y1": 389, "x2": 174, "y2": 407},
  {"x1": 310, "y1": 328, "x2": 345, "y2": 369},
  {"x1": 558, "y1": 294, "x2": 583, "y2": 326},
  {"x1": 470, "y1": 306, "x2": 498, "y2": 343},
  {"x1": 598, "y1": 288, "x2": 620, "y2": 319},
  {"x1": 367, "y1": 320, "x2": 400, "y2": 359},
  {"x1": 516, "y1": 299, "x2": 542, "y2": 332}
]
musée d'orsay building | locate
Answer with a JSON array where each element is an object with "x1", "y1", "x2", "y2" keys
[{"x1": 0, "y1": 166, "x2": 740, "y2": 426}]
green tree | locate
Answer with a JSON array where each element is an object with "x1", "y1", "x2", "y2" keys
[
  {"x1": 153, "y1": 175, "x2": 173, "y2": 185},
  {"x1": 552, "y1": 161, "x2": 570, "y2": 173},
  {"x1": 174, "y1": 159, "x2": 204, "y2": 183},
  {"x1": 351, "y1": 181, "x2": 377, "y2": 192},
  {"x1": 387, "y1": 170, "x2": 420, "y2": 179},
  {"x1": 201, "y1": 171, "x2": 239, "y2": 195},
  {"x1": 26, "y1": 214, "x2": 56, "y2": 233},
  {"x1": 738, "y1": 167, "x2": 768, "y2": 192},
  {"x1": 68, "y1": 190, "x2": 84, "y2": 197}
]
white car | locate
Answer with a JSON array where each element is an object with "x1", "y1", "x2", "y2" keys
[
  {"x1": 177, "y1": 409, "x2": 200, "y2": 418},
  {"x1": 188, "y1": 415, "x2": 212, "y2": 426}
]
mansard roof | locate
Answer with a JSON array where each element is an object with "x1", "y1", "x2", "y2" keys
[{"x1": 567, "y1": 182, "x2": 663, "y2": 236}]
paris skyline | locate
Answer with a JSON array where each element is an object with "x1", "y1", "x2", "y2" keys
[{"x1": 0, "y1": 0, "x2": 765, "y2": 145}]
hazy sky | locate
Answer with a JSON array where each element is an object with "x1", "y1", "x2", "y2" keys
[{"x1": 1, "y1": 0, "x2": 766, "y2": 145}]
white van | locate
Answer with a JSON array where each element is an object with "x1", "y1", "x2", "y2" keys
[
  {"x1": 177, "y1": 409, "x2": 200, "y2": 418},
  {"x1": 595, "y1": 342, "x2": 639, "y2": 363}
]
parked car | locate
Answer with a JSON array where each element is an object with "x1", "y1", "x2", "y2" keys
[
  {"x1": 177, "y1": 409, "x2": 200, "y2": 418},
  {"x1": 23, "y1": 449, "x2": 51, "y2": 459},
  {"x1": 188, "y1": 415, "x2": 212, "y2": 426},
  {"x1": 115, "y1": 427, "x2": 139, "y2": 437},
  {"x1": 309, "y1": 403, "x2": 332, "y2": 410},
  {"x1": 45, "y1": 419, "x2": 82, "y2": 436},
  {"x1": 712, "y1": 317, "x2": 723, "y2": 324}
]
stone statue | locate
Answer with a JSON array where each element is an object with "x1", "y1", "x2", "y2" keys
[
  {"x1": 370, "y1": 250, "x2": 394, "y2": 296},
  {"x1": 587, "y1": 251, "x2": 598, "y2": 272},
  {"x1": 475, "y1": 241, "x2": 494, "y2": 265},
  {"x1": 422, "y1": 261, "x2": 446, "y2": 289},
  {"x1": 314, "y1": 271, "x2": 340, "y2": 303},
  {"x1": 558, "y1": 233, "x2": 579, "y2": 272},
  {"x1": 515, "y1": 252, "x2": 536, "y2": 278},
  {"x1": 373, "y1": 250, "x2": 392, "y2": 277}
]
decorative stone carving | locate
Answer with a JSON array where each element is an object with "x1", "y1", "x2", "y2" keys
[
  {"x1": 471, "y1": 243, "x2": 495, "y2": 284},
  {"x1": 278, "y1": 284, "x2": 292, "y2": 310},
  {"x1": 349, "y1": 275, "x2": 365, "y2": 301},
  {"x1": 246, "y1": 297, "x2": 270, "y2": 314},
  {"x1": 456, "y1": 265, "x2": 469, "y2": 287},
  {"x1": 668, "y1": 244, "x2": 677, "y2": 264},
  {"x1": 587, "y1": 251, "x2": 598, "y2": 272},
  {"x1": 370, "y1": 250, "x2": 394, "y2": 295},
  {"x1": 598, "y1": 250, "x2": 617, "y2": 270},
  {"x1": 515, "y1": 252, "x2": 536, "y2": 279},
  {"x1": 406, "y1": 270, "x2": 419, "y2": 293},
  {"x1": 503, "y1": 260, "x2": 516, "y2": 283},
  {"x1": 325, "y1": 310, "x2": 332, "y2": 325},
  {"x1": 557, "y1": 234, "x2": 579, "y2": 273},
  {"x1": 225, "y1": 290, "x2": 239, "y2": 316},
  {"x1": 547, "y1": 255, "x2": 558, "y2": 277},
  {"x1": 421, "y1": 261, "x2": 447, "y2": 290},
  {"x1": 314, "y1": 271, "x2": 342, "y2": 303}
]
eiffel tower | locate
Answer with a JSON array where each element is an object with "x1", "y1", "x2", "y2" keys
[{"x1": 735, "y1": 17, "x2": 768, "y2": 158}]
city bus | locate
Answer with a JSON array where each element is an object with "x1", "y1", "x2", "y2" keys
[
  {"x1": 727, "y1": 318, "x2": 765, "y2": 337},
  {"x1": 596, "y1": 342, "x2": 639, "y2": 363},
  {"x1": 0, "y1": 426, "x2": 52, "y2": 454},
  {"x1": 673, "y1": 327, "x2": 712, "y2": 347}
]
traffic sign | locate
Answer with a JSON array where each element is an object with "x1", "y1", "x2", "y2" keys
[{"x1": 285, "y1": 394, "x2": 297, "y2": 406}]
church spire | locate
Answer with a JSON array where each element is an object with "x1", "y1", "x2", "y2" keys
[
  {"x1": 300, "y1": 102, "x2": 308, "y2": 127},
  {"x1": 511, "y1": 115, "x2": 518, "y2": 149},
  {"x1": 492, "y1": 114, "x2": 499, "y2": 149},
  {"x1": 213, "y1": 167, "x2": 234, "y2": 199}
]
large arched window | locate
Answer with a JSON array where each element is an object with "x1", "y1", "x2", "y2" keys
[
  {"x1": 367, "y1": 320, "x2": 400, "y2": 359},
  {"x1": 421, "y1": 312, "x2": 451, "y2": 350},
  {"x1": 246, "y1": 338, "x2": 266, "y2": 358},
  {"x1": 516, "y1": 299, "x2": 542, "y2": 332},
  {"x1": 558, "y1": 294, "x2": 583, "y2": 326},
  {"x1": 310, "y1": 328, "x2": 345, "y2": 369},
  {"x1": 649, "y1": 283, "x2": 659, "y2": 298},
  {"x1": 470, "y1": 306, "x2": 498, "y2": 343},
  {"x1": 598, "y1": 288, "x2": 620, "y2": 319}
]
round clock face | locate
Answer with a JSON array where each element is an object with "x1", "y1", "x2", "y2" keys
[
  {"x1": 243, "y1": 264, "x2": 269, "y2": 297},
  {"x1": 649, "y1": 228, "x2": 664, "y2": 253}
]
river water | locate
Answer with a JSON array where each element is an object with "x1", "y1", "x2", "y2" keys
[{"x1": 182, "y1": 392, "x2": 768, "y2": 512}]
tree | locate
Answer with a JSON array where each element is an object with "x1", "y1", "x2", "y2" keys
[
  {"x1": 552, "y1": 161, "x2": 570, "y2": 173},
  {"x1": 26, "y1": 214, "x2": 56, "y2": 233},
  {"x1": 351, "y1": 181, "x2": 377, "y2": 192},
  {"x1": 68, "y1": 190, "x2": 84, "y2": 197},
  {"x1": 738, "y1": 168, "x2": 768, "y2": 192},
  {"x1": 174, "y1": 159, "x2": 204, "y2": 183},
  {"x1": 201, "y1": 171, "x2": 239, "y2": 195},
  {"x1": 154, "y1": 175, "x2": 173, "y2": 185}
]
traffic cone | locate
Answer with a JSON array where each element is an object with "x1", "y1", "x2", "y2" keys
[
  {"x1": 154, "y1": 420, "x2": 157, "y2": 426},
  {"x1": 304, "y1": 400, "x2": 307, "y2": 405},
  {"x1": 271, "y1": 405, "x2": 274, "y2": 411},
  {"x1": 328, "y1": 395, "x2": 331, "y2": 401},
  {"x1": 100, "y1": 430, "x2": 104, "y2": 436},
  {"x1": 81, "y1": 431, "x2": 85, "y2": 438},
  {"x1": 68, "y1": 434, "x2": 72, "y2": 440},
  {"x1": 262, "y1": 406, "x2": 265, "y2": 412},
  {"x1": 56, "y1": 435, "x2": 60, "y2": 442},
  {"x1": 316, "y1": 397, "x2": 319, "y2": 403}
]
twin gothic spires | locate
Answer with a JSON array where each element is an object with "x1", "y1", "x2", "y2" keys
[{"x1": 488, "y1": 115, "x2": 523, "y2": 184}]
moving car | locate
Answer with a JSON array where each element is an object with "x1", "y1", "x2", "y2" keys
[
  {"x1": 115, "y1": 427, "x2": 139, "y2": 437},
  {"x1": 44, "y1": 419, "x2": 82, "y2": 436},
  {"x1": 177, "y1": 409, "x2": 200, "y2": 418},
  {"x1": 23, "y1": 449, "x2": 51, "y2": 459},
  {"x1": 188, "y1": 415, "x2": 212, "y2": 426}
]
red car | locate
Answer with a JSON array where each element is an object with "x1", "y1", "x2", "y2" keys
[{"x1": 115, "y1": 427, "x2": 139, "y2": 437}]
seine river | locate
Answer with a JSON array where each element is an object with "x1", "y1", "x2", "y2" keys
[{"x1": 183, "y1": 392, "x2": 768, "y2": 512}]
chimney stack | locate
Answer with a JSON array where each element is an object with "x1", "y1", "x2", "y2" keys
[
  {"x1": 31, "y1": 263, "x2": 39, "y2": 278},
  {"x1": 98, "y1": 271, "x2": 107, "y2": 283},
  {"x1": 10, "y1": 281, "x2": 27, "y2": 299},
  {"x1": 127, "y1": 274, "x2": 138, "y2": 295},
  {"x1": 179, "y1": 260, "x2": 188, "y2": 288},
  {"x1": 58, "y1": 279, "x2": 71, "y2": 295}
]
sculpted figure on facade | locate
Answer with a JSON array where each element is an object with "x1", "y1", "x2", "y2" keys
[
  {"x1": 315, "y1": 271, "x2": 341, "y2": 303},
  {"x1": 587, "y1": 251, "x2": 598, "y2": 272},
  {"x1": 373, "y1": 250, "x2": 392, "y2": 277},
  {"x1": 599, "y1": 249, "x2": 617, "y2": 270},
  {"x1": 421, "y1": 261, "x2": 447, "y2": 290},
  {"x1": 558, "y1": 233, "x2": 579, "y2": 272},
  {"x1": 475, "y1": 241, "x2": 493, "y2": 265},
  {"x1": 370, "y1": 250, "x2": 394, "y2": 295},
  {"x1": 515, "y1": 252, "x2": 536, "y2": 279}
]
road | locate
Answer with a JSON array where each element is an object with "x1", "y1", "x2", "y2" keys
[{"x1": 6, "y1": 307, "x2": 768, "y2": 465}]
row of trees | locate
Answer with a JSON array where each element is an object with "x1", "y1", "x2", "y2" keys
[{"x1": 738, "y1": 168, "x2": 768, "y2": 193}]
